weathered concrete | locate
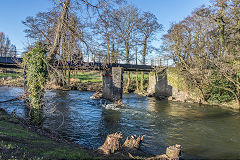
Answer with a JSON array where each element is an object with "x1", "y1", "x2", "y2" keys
[
  {"x1": 148, "y1": 70, "x2": 172, "y2": 99},
  {"x1": 148, "y1": 69, "x2": 202, "y2": 103},
  {"x1": 102, "y1": 67, "x2": 123, "y2": 102}
]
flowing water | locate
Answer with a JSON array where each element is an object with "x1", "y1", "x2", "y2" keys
[{"x1": 0, "y1": 86, "x2": 240, "y2": 159}]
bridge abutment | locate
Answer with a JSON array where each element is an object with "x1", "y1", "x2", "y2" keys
[
  {"x1": 102, "y1": 67, "x2": 123, "y2": 102},
  {"x1": 147, "y1": 70, "x2": 172, "y2": 99}
]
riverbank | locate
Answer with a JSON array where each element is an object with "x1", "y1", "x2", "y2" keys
[
  {"x1": 0, "y1": 77, "x2": 102, "y2": 92},
  {"x1": 0, "y1": 108, "x2": 92, "y2": 159},
  {"x1": 0, "y1": 108, "x2": 135, "y2": 159},
  {"x1": 0, "y1": 107, "x2": 164, "y2": 159}
]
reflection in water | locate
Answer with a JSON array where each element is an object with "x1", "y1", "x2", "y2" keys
[{"x1": 0, "y1": 87, "x2": 240, "y2": 159}]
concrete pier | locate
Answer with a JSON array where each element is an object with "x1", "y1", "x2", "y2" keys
[
  {"x1": 102, "y1": 67, "x2": 123, "y2": 102},
  {"x1": 147, "y1": 70, "x2": 172, "y2": 99}
]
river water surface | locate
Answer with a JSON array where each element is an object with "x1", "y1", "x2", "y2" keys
[{"x1": 0, "y1": 86, "x2": 240, "y2": 159}]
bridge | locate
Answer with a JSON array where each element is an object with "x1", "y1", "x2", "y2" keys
[
  {"x1": 0, "y1": 57, "x2": 154, "y2": 72},
  {"x1": 0, "y1": 57, "x2": 166, "y2": 102}
]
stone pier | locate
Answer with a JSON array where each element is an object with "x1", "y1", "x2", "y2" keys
[
  {"x1": 147, "y1": 70, "x2": 172, "y2": 99},
  {"x1": 102, "y1": 67, "x2": 123, "y2": 102}
]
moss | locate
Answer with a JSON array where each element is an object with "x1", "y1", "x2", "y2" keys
[
  {"x1": 167, "y1": 68, "x2": 187, "y2": 91},
  {"x1": 166, "y1": 68, "x2": 202, "y2": 101}
]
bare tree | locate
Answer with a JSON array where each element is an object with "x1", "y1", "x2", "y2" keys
[
  {"x1": 137, "y1": 12, "x2": 162, "y2": 92},
  {"x1": 111, "y1": 5, "x2": 141, "y2": 92},
  {"x1": 111, "y1": 5, "x2": 140, "y2": 64},
  {"x1": 0, "y1": 32, "x2": 17, "y2": 57}
]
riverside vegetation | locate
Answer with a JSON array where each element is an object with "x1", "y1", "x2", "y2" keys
[
  {"x1": 0, "y1": 0, "x2": 239, "y2": 159},
  {"x1": 1, "y1": 67, "x2": 239, "y2": 109}
]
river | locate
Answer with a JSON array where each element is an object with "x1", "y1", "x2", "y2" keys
[{"x1": 0, "y1": 86, "x2": 239, "y2": 159}]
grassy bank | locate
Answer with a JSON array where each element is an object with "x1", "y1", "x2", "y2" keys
[
  {"x1": 0, "y1": 108, "x2": 153, "y2": 159},
  {"x1": 71, "y1": 71, "x2": 102, "y2": 83},
  {"x1": 0, "y1": 108, "x2": 95, "y2": 159}
]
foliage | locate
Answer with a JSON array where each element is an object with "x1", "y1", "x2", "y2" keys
[
  {"x1": 22, "y1": 42, "x2": 48, "y2": 109},
  {"x1": 206, "y1": 72, "x2": 239, "y2": 104},
  {"x1": 167, "y1": 68, "x2": 187, "y2": 91},
  {"x1": 162, "y1": 0, "x2": 240, "y2": 107}
]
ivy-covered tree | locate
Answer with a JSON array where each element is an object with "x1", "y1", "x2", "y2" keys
[{"x1": 22, "y1": 42, "x2": 48, "y2": 110}]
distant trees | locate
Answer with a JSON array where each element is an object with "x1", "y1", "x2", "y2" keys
[
  {"x1": 22, "y1": 0, "x2": 163, "y2": 91},
  {"x1": 110, "y1": 5, "x2": 140, "y2": 91},
  {"x1": 23, "y1": 0, "x2": 162, "y2": 65},
  {"x1": 138, "y1": 12, "x2": 162, "y2": 92},
  {"x1": 111, "y1": 5, "x2": 140, "y2": 64},
  {"x1": 0, "y1": 32, "x2": 17, "y2": 57},
  {"x1": 94, "y1": 8, "x2": 114, "y2": 64},
  {"x1": 162, "y1": 0, "x2": 240, "y2": 107}
]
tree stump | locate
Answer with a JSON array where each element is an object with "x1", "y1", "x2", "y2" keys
[
  {"x1": 98, "y1": 132, "x2": 123, "y2": 155},
  {"x1": 166, "y1": 144, "x2": 181, "y2": 159},
  {"x1": 123, "y1": 135, "x2": 144, "y2": 149}
]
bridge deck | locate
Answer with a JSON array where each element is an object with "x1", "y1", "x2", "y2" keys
[{"x1": 0, "y1": 57, "x2": 154, "y2": 72}]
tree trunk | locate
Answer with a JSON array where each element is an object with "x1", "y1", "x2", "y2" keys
[
  {"x1": 68, "y1": 69, "x2": 71, "y2": 87},
  {"x1": 136, "y1": 72, "x2": 139, "y2": 93},
  {"x1": 166, "y1": 144, "x2": 181, "y2": 159},
  {"x1": 98, "y1": 133, "x2": 123, "y2": 155},
  {"x1": 123, "y1": 135, "x2": 143, "y2": 149},
  {"x1": 142, "y1": 38, "x2": 147, "y2": 65},
  {"x1": 125, "y1": 71, "x2": 131, "y2": 93},
  {"x1": 140, "y1": 72, "x2": 144, "y2": 93},
  {"x1": 125, "y1": 41, "x2": 131, "y2": 92},
  {"x1": 48, "y1": 0, "x2": 70, "y2": 60},
  {"x1": 111, "y1": 44, "x2": 116, "y2": 63},
  {"x1": 140, "y1": 38, "x2": 147, "y2": 93},
  {"x1": 125, "y1": 41, "x2": 130, "y2": 64},
  {"x1": 135, "y1": 47, "x2": 138, "y2": 65},
  {"x1": 106, "y1": 37, "x2": 110, "y2": 64}
]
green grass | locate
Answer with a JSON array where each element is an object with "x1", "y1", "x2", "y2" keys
[
  {"x1": 70, "y1": 71, "x2": 150, "y2": 84},
  {"x1": 0, "y1": 109, "x2": 134, "y2": 159},
  {"x1": 0, "y1": 72, "x2": 22, "y2": 79},
  {"x1": 123, "y1": 72, "x2": 149, "y2": 81},
  {"x1": 71, "y1": 71, "x2": 102, "y2": 83},
  {"x1": 0, "y1": 109, "x2": 93, "y2": 160},
  {"x1": 44, "y1": 148, "x2": 91, "y2": 159}
]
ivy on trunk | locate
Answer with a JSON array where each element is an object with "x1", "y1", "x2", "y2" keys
[{"x1": 22, "y1": 42, "x2": 48, "y2": 109}]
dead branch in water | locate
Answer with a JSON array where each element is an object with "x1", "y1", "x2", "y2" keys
[{"x1": 0, "y1": 96, "x2": 23, "y2": 104}]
